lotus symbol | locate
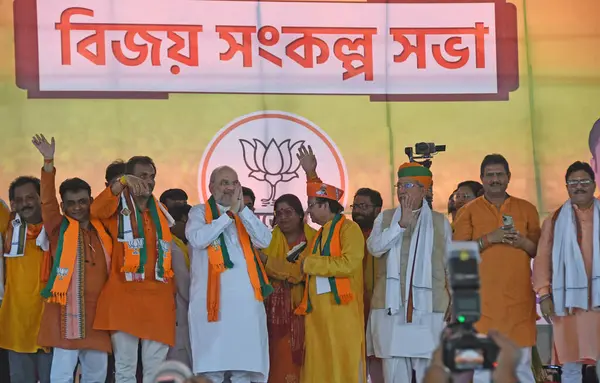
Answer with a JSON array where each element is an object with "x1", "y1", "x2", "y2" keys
[{"x1": 240, "y1": 138, "x2": 305, "y2": 207}]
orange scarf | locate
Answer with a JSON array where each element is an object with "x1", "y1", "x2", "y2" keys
[
  {"x1": 2, "y1": 214, "x2": 50, "y2": 282},
  {"x1": 205, "y1": 196, "x2": 273, "y2": 322},
  {"x1": 41, "y1": 216, "x2": 112, "y2": 304},
  {"x1": 117, "y1": 190, "x2": 173, "y2": 282},
  {"x1": 294, "y1": 214, "x2": 354, "y2": 315}
]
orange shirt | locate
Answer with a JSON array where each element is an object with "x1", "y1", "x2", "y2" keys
[
  {"x1": 453, "y1": 195, "x2": 540, "y2": 347},
  {"x1": 91, "y1": 187, "x2": 175, "y2": 346}
]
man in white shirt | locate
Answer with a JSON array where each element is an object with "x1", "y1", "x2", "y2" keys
[
  {"x1": 186, "y1": 166, "x2": 272, "y2": 383},
  {"x1": 366, "y1": 162, "x2": 451, "y2": 383}
]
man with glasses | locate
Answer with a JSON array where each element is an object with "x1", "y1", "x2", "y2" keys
[
  {"x1": 351, "y1": 188, "x2": 384, "y2": 383},
  {"x1": 366, "y1": 162, "x2": 451, "y2": 383},
  {"x1": 453, "y1": 153, "x2": 540, "y2": 383},
  {"x1": 533, "y1": 161, "x2": 600, "y2": 383}
]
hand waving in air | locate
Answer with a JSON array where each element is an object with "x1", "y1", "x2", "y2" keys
[
  {"x1": 297, "y1": 145, "x2": 317, "y2": 176},
  {"x1": 32, "y1": 134, "x2": 55, "y2": 160}
]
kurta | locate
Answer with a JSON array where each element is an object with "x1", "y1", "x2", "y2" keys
[
  {"x1": 37, "y1": 168, "x2": 112, "y2": 352},
  {"x1": 0, "y1": 203, "x2": 47, "y2": 353},
  {"x1": 186, "y1": 204, "x2": 272, "y2": 378},
  {"x1": 91, "y1": 187, "x2": 176, "y2": 346},
  {"x1": 301, "y1": 218, "x2": 366, "y2": 383},
  {"x1": 263, "y1": 225, "x2": 317, "y2": 383},
  {"x1": 533, "y1": 205, "x2": 600, "y2": 364},
  {"x1": 362, "y1": 228, "x2": 376, "y2": 327},
  {"x1": 366, "y1": 207, "x2": 450, "y2": 359},
  {"x1": 453, "y1": 195, "x2": 540, "y2": 347}
]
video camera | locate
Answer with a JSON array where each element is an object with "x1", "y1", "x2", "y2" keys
[
  {"x1": 442, "y1": 242, "x2": 499, "y2": 373},
  {"x1": 404, "y1": 142, "x2": 446, "y2": 169}
]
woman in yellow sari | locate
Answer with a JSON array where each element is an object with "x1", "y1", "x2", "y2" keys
[{"x1": 260, "y1": 194, "x2": 316, "y2": 383}]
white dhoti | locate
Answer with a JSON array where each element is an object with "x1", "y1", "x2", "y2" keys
[{"x1": 367, "y1": 309, "x2": 445, "y2": 383}]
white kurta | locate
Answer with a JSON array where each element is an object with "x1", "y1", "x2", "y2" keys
[
  {"x1": 186, "y1": 204, "x2": 272, "y2": 380},
  {"x1": 365, "y1": 207, "x2": 450, "y2": 359}
]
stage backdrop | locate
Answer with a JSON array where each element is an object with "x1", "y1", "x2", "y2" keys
[{"x1": 0, "y1": 0, "x2": 599, "y2": 227}]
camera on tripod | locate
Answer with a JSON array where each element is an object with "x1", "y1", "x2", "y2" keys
[
  {"x1": 404, "y1": 142, "x2": 446, "y2": 169},
  {"x1": 443, "y1": 242, "x2": 499, "y2": 372}
]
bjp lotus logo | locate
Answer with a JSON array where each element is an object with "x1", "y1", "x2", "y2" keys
[
  {"x1": 198, "y1": 111, "x2": 349, "y2": 226},
  {"x1": 239, "y1": 138, "x2": 305, "y2": 206}
]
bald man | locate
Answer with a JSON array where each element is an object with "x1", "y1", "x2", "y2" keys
[{"x1": 186, "y1": 166, "x2": 273, "y2": 383}]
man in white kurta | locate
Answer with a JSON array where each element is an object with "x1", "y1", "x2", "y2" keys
[
  {"x1": 365, "y1": 163, "x2": 451, "y2": 383},
  {"x1": 186, "y1": 166, "x2": 272, "y2": 383}
]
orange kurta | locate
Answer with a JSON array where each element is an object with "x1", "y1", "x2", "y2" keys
[
  {"x1": 533, "y1": 205, "x2": 600, "y2": 364},
  {"x1": 37, "y1": 169, "x2": 112, "y2": 352},
  {"x1": 453, "y1": 196, "x2": 540, "y2": 347},
  {"x1": 0, "y1": 203, "x2": 48, "y2": 353},
  {"x1": 91, "y1": 187, "x2": 175, "y2": 346}
]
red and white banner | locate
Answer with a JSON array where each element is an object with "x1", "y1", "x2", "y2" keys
[{"x1": 14, "y1": 0, "x2": 518, "y2": 100}]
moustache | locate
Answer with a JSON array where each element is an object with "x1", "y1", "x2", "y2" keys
[
  {"x1": 574, "y1": 190, "x2": 586, "y2": 194},
  {"x1": 490, "y1": 182, "x2": 502, "y2": 187}
]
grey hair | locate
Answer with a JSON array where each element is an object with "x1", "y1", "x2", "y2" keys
[{"x1": 209, "y1": 166, "x2": 237, "y2": 183}]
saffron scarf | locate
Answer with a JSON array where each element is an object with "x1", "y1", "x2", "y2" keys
[
  {"x1": 40, "y1": 216, "x2": 112, "y2": 339},
  {"x1": 3, "y1": 213, "x2": 50, "y2": 282},
  {"x1": 117, "y1": 191, "x2": 174, "y2": 282},
  {"x1": 205, "y1": 196, "x2": 273, "y2": 322},
  {"x1": 294, "y1": 214, "x2": 354, "y2": 315}
]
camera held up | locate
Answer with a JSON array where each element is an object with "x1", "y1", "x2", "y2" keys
[
  {"x1": 443, "y1": 242, "x2": 499, "y2": 373},
  {"x1": 404, "y1": 142, "x2": 446, "y2": 169}
]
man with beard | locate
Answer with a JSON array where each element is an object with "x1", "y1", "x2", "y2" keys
[
  {"x1": 453, "y1": 154, "x2": 540, "y2": 383},
  {"x1": 185, "y1": 166, "x2": 272, "y2": 382},
  {"x1": 533, "y1": 161, "x2": 600, "y2": 383},
  {"x1": 91, "y1": 156, "x2": 176, "y2": 383},
  {"x1": 32, "y1": 134, "x2": 112, "y2": 382},
  {"x1": 351, "y1": 188, "x2": 384, "y2": 383},
  {"x1": 0, "y1": 175, "x2": 53, "y2": 383}
]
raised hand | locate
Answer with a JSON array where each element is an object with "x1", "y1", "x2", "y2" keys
[
  {"x1": 296, "y1": 145, "x2": 317, "y2": 175},
  {"x1": 123, "y1": 175, "x2": 150, "y2": 197},
  {"x1": 229, "y1": 183, "x2": 243, "y2": 213},
  {"x1": 32, "y1": 134, "x2": 55, "y2": 160},
  {"x1": 398, "y1": 194, "x2": 416, "y2": 228}
]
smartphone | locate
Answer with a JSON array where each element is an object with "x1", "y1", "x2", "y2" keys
[
  {"x1": 502, "y1": 215, "x2": 514, "y2": 230},
  {"x1": 286, "y1": 242, "x2": 307, "y2": 263}
]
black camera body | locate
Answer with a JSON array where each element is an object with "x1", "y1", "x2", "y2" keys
[
  {"x1": 443, "y1": 242, "x2": 499, "y2": 373},
  {"x1": 404, "y1": 142, "x2": 446, "y2": 168},
  {"x1": 442, "y1": 323, "x2": 500, "y2": 372}
]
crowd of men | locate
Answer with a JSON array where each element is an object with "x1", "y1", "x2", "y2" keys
[{"x1": 0, "y1": 131, "x2": 599, "y2": 383}]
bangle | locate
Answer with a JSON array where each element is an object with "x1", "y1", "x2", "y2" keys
[{"x1": 119, "y1": 175, "x2": 127, "y2": 185}]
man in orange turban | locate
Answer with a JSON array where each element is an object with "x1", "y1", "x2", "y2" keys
[
  {"x1": 366, "y1": 162, "x2": 451, "y2": 383},
  {"x1": 292, "y1": 145, "x2": 366, "y2": 383}
]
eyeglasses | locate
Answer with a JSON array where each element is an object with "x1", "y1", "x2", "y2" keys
[
  {"x1": 396, "y1": 182, "x2": 420, "y2": 190},
  {"x1": 307, "y1": 202, "x2": 322, "y2": 209},
  {"x1": 566, "y1": 179, "x2": 594, "y2": 187},
  {"x1": 350, "y1": 203, "x2": 376, "y2": 210},
  {"x1": 455, "y1": 193, "x2": 475, "y2": 200}
]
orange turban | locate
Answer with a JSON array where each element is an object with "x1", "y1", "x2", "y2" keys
[
  {"x1": 307, "y1": 181, "x2": 344, "y2": 201},
  {"x1": 397, "y1": 162, "x2": 433, "y2": 189}
]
